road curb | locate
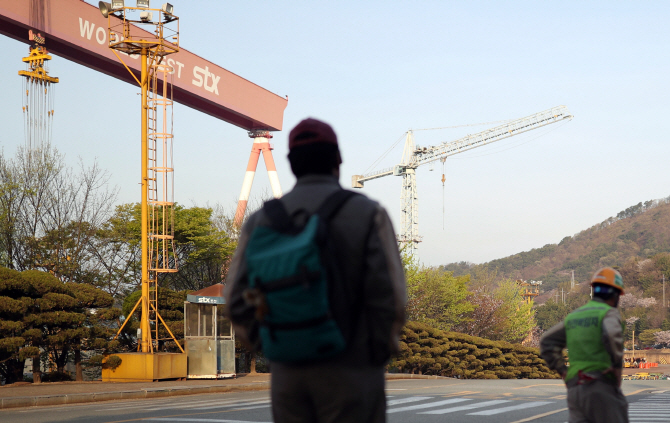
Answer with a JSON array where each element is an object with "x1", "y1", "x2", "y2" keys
[
  {"x1": 386, "y1": 373, "x2": 453, "y2": 380},
  {"x1": 0, "y1": 382, "x2": 270, "y2": 410},
  {"x1": 0, "y1": 374, "x2": 447, "y2": 409}
]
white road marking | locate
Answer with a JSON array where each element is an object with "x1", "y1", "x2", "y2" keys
[
  {"x1": 628, "y1": 413, "x2": 670, "y2": 419},
  {"x1": 387, "y1": 398, "x2": 471, "y2": 413},
  {"x1": 387, "y1": 396, "x2": 433, "y2": 406},
  {"x1": 419, "y1": 400, "x2": 511, "y2": 414},
  {"x1": 233, "y1": 404, "x2": 272, "y2": 411},
  {"x1": 105, "y1": 398, "x2": 226, "y2": 411},
  {"x1": 468, "y1": 401, "x2": 554, "y2": 415},
  {"x1": 628, "y1": 404, "x2": 670, "y2": 410},
  {"x1": 145, "y1": 398, "x2": 269, "y2": 411},
  {"x1": 194, "y1": 400, "x2": 271, "y2": 410},
  {"x1": 145, "y1": 419, "x2": 272, "y2": 423}
]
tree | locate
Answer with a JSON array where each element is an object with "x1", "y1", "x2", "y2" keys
[
  {"x1": 89, "y1": 203, "x2": 141, "y2": 298},
  {"x1": 0, "y1": 144, "x2": 117, "y2": 281},
  {"x1": 93, "y1": 203, "x2": 237, "y2": 296},
  {"x1": 654, "y1": 330, "x2": 670, "y2": 347},
  {"x1": 167, "y1": 206, "x2": 237, "y2": 291},
  {"x1": 638, "y1": 329, "x2": 661, "y2": 347},
  {"x1": 20, "y1": 269, "x2": 120, "y2": 380},
  {"x1": 0, "y1": 267, "x2": 120, "y2": 384},
  {"x1": 404, "y1": 256, "x2": 473, "y2": 331},
  {"x1": 534, "y1": 300, "x2": 571, "y2": 331},
  {"x1": 0, "y1": 267, "x2": 38, "y2": 384},
  {"x1": 488, "y1": 279, "x2": 536, "y2": 343},
  {"x1": 453, "y1": 287, "x2": 504, "y2": 339}
]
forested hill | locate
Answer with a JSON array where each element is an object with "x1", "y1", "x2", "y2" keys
[{"x1": 442, "y1": 196, "x2": 670, "y2": 291}]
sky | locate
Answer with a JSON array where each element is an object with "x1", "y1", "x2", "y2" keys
[{"x1": 0, "y1": 1, "x2": 668, "y2": 267}]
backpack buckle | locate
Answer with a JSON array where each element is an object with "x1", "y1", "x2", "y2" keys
[{"x1": 242, "y1": 287, "x2": 269, "y2": 322}]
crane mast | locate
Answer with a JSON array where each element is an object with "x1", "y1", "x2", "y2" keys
[{"x1": 352, "y1": 105, "x2": 573, "y2": 253}]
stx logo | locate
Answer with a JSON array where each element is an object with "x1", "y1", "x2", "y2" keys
[{"x1": 192, "y1": 65, "x2": 220, "y2": 95}]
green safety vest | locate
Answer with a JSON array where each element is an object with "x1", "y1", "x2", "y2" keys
[{"x1": 564, "y1": 300, "x2": 612, "y2": 382}]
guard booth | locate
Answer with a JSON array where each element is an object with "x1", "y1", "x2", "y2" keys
[{"x1": 184, "y1": 284, "x2": 235, "y2": 379}]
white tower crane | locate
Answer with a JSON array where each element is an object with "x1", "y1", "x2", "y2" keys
[{"x1": 352, "y1": 105, "x2": 573, "y2": 253}]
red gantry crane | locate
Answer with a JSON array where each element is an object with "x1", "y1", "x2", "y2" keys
[{"x1": 352, "y1": 106, "x2": 573, "y2": 253}]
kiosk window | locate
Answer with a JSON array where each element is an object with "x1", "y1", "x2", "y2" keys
[
  {"x1": 200, "y1": 304, "x2": 213, "y2": 337},
  {"x1": 217, "y1": 306, "x2": 231, "y2": 338}
]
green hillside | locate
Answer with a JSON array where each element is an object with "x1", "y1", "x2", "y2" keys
[{"x1": 442, "y1": 196, "x2": 670, "y2": 291}]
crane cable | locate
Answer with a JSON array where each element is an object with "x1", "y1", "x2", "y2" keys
[
  {"x1": 441, "y1": 157, "x2": 446, "y2": 230},
  {"x1": 362, "y1": 132, "x2": 406, "y2": 175}
]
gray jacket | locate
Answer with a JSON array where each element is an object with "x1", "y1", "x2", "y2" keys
[{"x1": 224, "y1": 174, "x2": 406, "y2": 366}]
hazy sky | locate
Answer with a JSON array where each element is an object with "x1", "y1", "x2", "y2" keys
[{"x1": 1, "y1": 1, "x2": 668, "y2": 267}]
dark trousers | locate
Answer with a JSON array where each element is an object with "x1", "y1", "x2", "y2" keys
[
  {"x1": 567, "y1": 380, "x2": 628, "y2": 423},
  {"x1": 270, "y1": 363, "x2": 386, "y2": 423}
]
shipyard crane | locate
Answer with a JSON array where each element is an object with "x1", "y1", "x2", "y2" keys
[{"x1": 352, "y1": 105, "x2": 573, "y2": 253}]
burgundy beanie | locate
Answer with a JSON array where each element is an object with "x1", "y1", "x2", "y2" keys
[{"x1": 288, "y1": 118, "x2": 338, "y2": 150}]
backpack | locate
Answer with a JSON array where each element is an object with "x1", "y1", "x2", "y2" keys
[{"x1": 243, "y1": 189, "x2": 357, "y2": 363}]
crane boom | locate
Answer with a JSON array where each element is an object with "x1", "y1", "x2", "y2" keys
[
  {"x1": 351, "y1": 105, "x2": 573, "y2": 252},
  {"x1": 413, "y1": 105, "x2": 572, "y2": 166}
]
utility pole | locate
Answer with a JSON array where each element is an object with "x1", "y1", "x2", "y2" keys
[{"x1": 571, "y1": 270, "x2": 575, "y2": 290}]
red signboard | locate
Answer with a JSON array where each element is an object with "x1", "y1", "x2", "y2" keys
[{"x1": 0, "y1": 0, "x2": 288, "y2": 131}]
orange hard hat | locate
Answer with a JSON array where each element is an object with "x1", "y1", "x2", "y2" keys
[{"x1": 591, "y1": 267, "x2": 624, "y2": 294}]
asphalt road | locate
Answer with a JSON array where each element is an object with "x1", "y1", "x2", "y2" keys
[{"x1": 2, "y1": 379, "x2": 668, "y2": 423}]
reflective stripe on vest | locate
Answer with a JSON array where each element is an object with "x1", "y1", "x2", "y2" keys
[{"x1": 564, "y1": 300, "x2": 612, "y2": 382}]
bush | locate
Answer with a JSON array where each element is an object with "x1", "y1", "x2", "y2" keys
[
  {"x1": 390, "y1": 322, "x2": 559, "y2": 379},
  {"x1": 41, "y1": 371, "x2": 73, "y2": 382}
]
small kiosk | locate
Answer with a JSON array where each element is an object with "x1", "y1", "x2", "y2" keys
[{"x1": 184, "y1": 284, "x2": 235, "y2": 379}]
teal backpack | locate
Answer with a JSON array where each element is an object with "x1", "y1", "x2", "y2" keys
[{"x1": 244, "y1": 190, "x2": 357, "y2": 363}]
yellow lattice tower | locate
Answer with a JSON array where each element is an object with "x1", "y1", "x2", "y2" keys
[
  {"x1": 19, "y1": 30, "x2": 58, "y2": 150},
  {"x1": 103, "y1": 2, "x2": 183, "y2": 357}
]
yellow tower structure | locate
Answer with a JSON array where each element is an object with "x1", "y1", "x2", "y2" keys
[
  {"x1": 19, "y1": 30, "x2": 58, "y2": 150},
  {"x1": 99, "y1": 1, "x2": 185, "y2": 381},
  {"x1": 516, "y1": 279, "x2": 542, "y2": 305}
]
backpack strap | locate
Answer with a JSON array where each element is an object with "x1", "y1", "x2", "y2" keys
[
  {"x1": 263, "y1": 199, "x2": 293, "y2": 233},
  {"x1": 263, "y1": 189, "x2": 357, "y2": 232},
  {"x1": 316, "y1": 189, "x2": 358, "y2": 222}
]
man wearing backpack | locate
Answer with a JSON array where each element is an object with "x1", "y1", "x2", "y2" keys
[
  {"x1": 224, "y1": 117, "x2": 406, "y2": 423},
  {"x1": 540, "y1": 267, "x2": 628, "y2": 423}
]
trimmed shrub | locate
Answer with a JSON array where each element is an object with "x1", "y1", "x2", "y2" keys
[{"x1": 391, "y1": 322, "x2": 559, "y2": 379}]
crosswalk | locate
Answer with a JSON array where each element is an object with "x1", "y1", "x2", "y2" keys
[
  {"x1": 93, "y1": 394, "x2": 558, "y2": 420},
  {"x1": 629, "y1": 393, "x2": 670, "y2": 422},
  {"x1": 386, "y1": 396, "x2": 554, "y2": 417},
  {"x1": 20, "y1": 391, "x2": 670, "y2": 423}
]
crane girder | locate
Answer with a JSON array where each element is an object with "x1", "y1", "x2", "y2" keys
[{"x1": 414, "y1": 105, "x2": 572, "y2": 166}]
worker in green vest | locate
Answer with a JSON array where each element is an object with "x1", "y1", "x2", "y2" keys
[{"x1": 540, "y1": 267, "x2": 628, "y2": 423}]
